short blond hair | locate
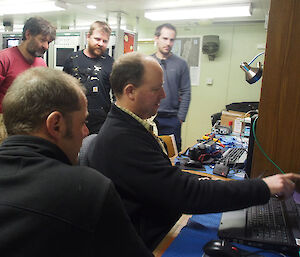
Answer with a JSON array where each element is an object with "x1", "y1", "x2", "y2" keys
[{"x1": 89, "y1": 21, "x2": 111, "y2": 36}]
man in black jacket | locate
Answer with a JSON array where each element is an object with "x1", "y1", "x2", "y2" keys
[
  {"x1": 0, "y1": 67, "x2": 153, "y2": 257},
  {"x1": 86, "y1": 52, "x2": 300, "y2": 251}
]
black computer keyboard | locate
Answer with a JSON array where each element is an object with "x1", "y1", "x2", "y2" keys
[
  {"x1": 246, "y1": 197, "x2": 292, "y2": 244},
  {"x1": 222, "y1": 147, "x2": 247, "y2": 167}
]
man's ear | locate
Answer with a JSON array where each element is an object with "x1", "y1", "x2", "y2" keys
[
  {"x1": 25, "y1": 30, "x2": 31, "y2": 41},
  {"x1": 46, "y1": 111, "x2": 65, "y2": 140},
  {"x1": 123, "y1": 84, "x2": 136, "y2": 100}
]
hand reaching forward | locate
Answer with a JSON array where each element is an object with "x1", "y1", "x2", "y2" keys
[{"x1": 263, "y1": 173, "x2": 300, "y2": 199}]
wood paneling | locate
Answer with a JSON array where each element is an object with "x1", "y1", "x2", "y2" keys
[{"x1": 251, "y1": 0, "x2": 300, "y2": 178}]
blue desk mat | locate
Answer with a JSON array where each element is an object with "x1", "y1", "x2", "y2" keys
[
  {"x1": 201, "y1": 165, "x2": 245, "y2": 180},
  {"x1": 162, "y1": 213, "x2": 290, "y2": 257}
]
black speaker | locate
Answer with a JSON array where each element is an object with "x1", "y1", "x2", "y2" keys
[{"x1": 3, "y1": 21, "x2": 12, "y2": 27}]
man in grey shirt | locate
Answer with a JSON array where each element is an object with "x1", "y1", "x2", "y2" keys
[{"x1": 152, "y1": 23, "x2": 191, "y2": 152}]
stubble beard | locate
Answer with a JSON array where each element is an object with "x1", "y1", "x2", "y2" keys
[
  {"x1": 27, "y1": 40, "x2": 44, "y2": 58},
  {"x1": 159, "y1": 46, "x2": 171, "y2": 58}
]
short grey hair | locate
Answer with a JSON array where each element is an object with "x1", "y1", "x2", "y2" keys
[{"x1": 22, "y1": 16, "x2": 56, "y2": 41}]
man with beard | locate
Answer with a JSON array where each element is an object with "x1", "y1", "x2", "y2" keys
[
  {"x1": 63, "y1": 21, "x2": 114, "y2": 134},
  {"x1": 0, "y1": 16, "x2": 56, "y2": 143},
  {"x1": 152, "y1": 23, "x2": 191, "y2": 152}
]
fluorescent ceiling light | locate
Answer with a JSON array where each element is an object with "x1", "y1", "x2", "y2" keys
[
  {"x1": 87, "y1": 4, "x2": 97, "y2": 9},
  {"x1": 0, "y1": 0, "x2": 64, "y2": 16},
  {"x1": 144, "y1": 3, "x2": 252, "y2": 21}
]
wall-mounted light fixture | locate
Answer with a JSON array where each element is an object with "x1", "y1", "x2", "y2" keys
[
  {"x1": 144, "y1": 3, "x2": 252, "y2": 21},
  {"x1": 240, "y1": 52, "x2": 265, "y2": 84}
]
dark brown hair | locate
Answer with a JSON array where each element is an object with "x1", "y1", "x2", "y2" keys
[
  {"x1": 22, "y1": 16, "x2": 56, "y2": 41},
  {"x1": 154, "y1": 23, "x2": 177, "y2": 37}
]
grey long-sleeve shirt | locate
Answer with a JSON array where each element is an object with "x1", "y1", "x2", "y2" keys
[{"x1": 152, "y1": 54, "x2": 191, "y2": 122}]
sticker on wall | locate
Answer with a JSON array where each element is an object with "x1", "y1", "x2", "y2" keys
[{"x1": 124, "y1": 32, "x2": 135, "y2": 53}]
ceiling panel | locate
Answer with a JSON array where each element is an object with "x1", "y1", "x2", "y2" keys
[{"x1": 0, "y1": 0, "x2": 271, "y2": 31}]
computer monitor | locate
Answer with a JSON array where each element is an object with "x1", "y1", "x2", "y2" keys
[
  {"x1": 54, "y1": 45, "x2": 78, "y2": 70},
  {"x1": 7, "y1": 38, "x2": 20, "y2": 48},
  {"x1": 6, "y1": 38, "x2": 20, "y2": 48}
]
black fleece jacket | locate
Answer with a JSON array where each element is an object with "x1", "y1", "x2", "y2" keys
[
  {"x1": 88, "y1": 104, "x2": 270, "y2": 250},
  {"x1": 0, "y1": 135, "x2": 153, "y2": 257}
]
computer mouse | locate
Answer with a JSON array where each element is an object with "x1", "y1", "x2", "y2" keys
[{"x1": 203, "y1": 239, "x2": 241, "y2": 257}]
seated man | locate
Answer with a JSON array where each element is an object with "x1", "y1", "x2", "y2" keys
[
  {"x1": 0, "y1": 67, "x2": 153, "y2": 257},
  {"x1": 86, "y1": 52, "x2": 300, "y2": 251}
]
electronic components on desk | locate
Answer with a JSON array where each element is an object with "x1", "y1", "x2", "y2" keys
[
  {"x1": 212, "y1": 124, "x2": 232, "y2": 135},
  {"x1": 188, "y1": 140, "x2": 220, "y2": 164},
  {"x1": 175, "y1": 139, "x2": 222, "y2": 169}
]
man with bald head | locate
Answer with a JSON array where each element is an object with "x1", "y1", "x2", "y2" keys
[
  {"x1": 0, "y1": 67, "x2": 153, "y2": 257},
  {"x1": 87, "y1": 52, "x2": 300, "y2": 250}
]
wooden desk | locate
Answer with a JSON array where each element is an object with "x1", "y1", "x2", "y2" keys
[
  {"x1": 153, "y1": 214, "x2": 192, "y2": 257},
  {"x1": 182, "y1": 169, "x2": 233, "y2": 181}
]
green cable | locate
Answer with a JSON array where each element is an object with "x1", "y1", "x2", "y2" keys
[{"x1": 252, "y1": 116, "x2": 285, "y2": 174}]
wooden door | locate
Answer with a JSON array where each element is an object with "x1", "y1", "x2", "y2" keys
[{"x1": 251, "y1": 0, "x2": 300, "y2": 178}]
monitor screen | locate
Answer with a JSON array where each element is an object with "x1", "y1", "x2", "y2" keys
[
  {"x1": 7, "y1": 38, "x2": 20, "y2": 48},
  {"x1": 56, "y1": 47, "x2": 75, "y2": 67}
]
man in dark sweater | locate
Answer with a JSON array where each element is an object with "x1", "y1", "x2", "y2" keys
[
  {"x1": 86, "y1": 52, "x2": 300, "y2": 251},
  {"x1": 0, "y1": 67, "x2": 153, "y2": 257},
  {"x1": 152, "y1": 23, "x2": 191, "y2": 152}
]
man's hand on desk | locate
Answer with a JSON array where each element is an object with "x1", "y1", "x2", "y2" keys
[{"x1": 263, "y1": 173, "x2": 300, "y2": 199}]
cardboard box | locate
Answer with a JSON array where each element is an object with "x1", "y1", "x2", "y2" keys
[{"x1": 220, "y1": 111, "x2": 250, "y2": 133}]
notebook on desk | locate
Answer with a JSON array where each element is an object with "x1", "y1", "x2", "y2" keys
[{"x1": 218, "y1": 195, "x2": 300, "y2": 256}]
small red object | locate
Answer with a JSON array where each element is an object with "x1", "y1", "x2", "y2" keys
[{"x1": 232, "y1": 246, "x2": 238, "y2": 251}]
